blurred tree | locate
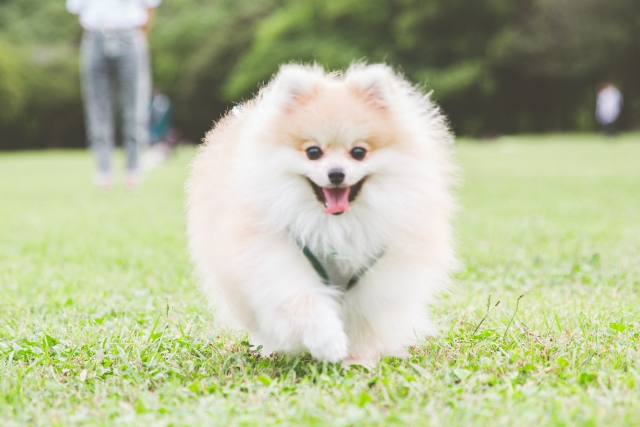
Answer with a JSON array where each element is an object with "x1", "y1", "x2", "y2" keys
[
  {"x1": 0, "y1": 0, "x2": 639, "y2": 148},
  {"x1": 0, "y1": 0, "x2": 83, "y2": 149},
  {"x1": 222, "y1": 0, "x2": 522, "y2": 135},
  {"x1": 492, "y1": 0, "x2": 640, "y2": 130},
  {"x1": 151, "y1": 0, "x2": 278, "y2": 142},
  {"x1": 0, "y1": 39, "x2": 24, "y2": 123}
]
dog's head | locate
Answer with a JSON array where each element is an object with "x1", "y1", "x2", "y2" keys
[
  {"x1": 252, "y1": 64, "x2": 410, "y2": 216},
  {"x1": 236, "y1": 62, "x2": 453, "y2": 253}
]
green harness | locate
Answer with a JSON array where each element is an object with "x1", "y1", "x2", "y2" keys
[{"x1": 295, "y1": 240, "x2": 385, "y2": 290}]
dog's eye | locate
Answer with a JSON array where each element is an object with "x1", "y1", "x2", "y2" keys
[
  {"x1": 306, "y1": 146, "x2": 323, "y2": 160},
  {"x1": 350, "y1": 147, "x2": 367, "y2": 161}
]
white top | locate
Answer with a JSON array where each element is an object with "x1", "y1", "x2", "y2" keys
[
  {"x1": 596, "y1": 85, "x2": 623, "y2": 125},
  {"x1": 66, "y1": 0, "x2": 161, "y2": 31}
]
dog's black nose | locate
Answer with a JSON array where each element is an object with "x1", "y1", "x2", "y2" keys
[{"x1": 328, "y1": 169, "x2": 345, "y2": 185}]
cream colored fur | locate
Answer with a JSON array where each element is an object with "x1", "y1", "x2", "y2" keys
[{"x1": 186, "y1": 63, "x2": 456, "y2": 366}]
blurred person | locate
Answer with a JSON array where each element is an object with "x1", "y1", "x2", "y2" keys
[
  {"x1": 66, "y1": 0, "x2": 162, "y2": 190},
  {"x1": 149, "y1": 88, "x2": 171, "y2": 145},
  {"x1": 596, "y1": 82, "x2": 623, "y2": 136},
  {"x1": 142, "y1": 88, "x2": 179, "y2": 171}
]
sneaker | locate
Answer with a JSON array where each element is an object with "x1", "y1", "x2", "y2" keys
[
  {"x1": 125, "y1": 171, "x2": 138, "y2": 191},
  {"x1": 95, "y1": 173, "x2": 113, "y2": 191}
]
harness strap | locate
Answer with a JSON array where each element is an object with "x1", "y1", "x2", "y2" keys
[
  {"x1": 345, "y1": 251, "x2": 384, "y2": 290},
  {"x1": 301, "y1": 246, "x2": 331, "y2": 285},
  {"x1": 297, "y1": 240, "x2": 385, "y2": 290}
]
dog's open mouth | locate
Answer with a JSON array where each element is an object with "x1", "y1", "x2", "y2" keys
[{"x1": 307, "y1": 178, "x2": 365, "y2": 215}]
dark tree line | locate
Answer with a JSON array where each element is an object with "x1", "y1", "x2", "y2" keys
[{"x1": 0, "y1": 0, "x2": 639, "y2": 149}]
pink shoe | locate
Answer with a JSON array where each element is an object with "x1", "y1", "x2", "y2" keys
[
  {"x1": 125, "y1": 172, "x2": 138, "y2": 191},
  {"x1": 95, "y1": 174, "x2": 113, "y2": 191}
]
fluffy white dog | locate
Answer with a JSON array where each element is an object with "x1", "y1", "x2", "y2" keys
[{"x1": 186, "y1": 63, "x2": 456, "y2": 366}]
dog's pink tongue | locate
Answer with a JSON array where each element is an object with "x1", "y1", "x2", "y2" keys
[{"x1": 322, "y1": 187, "x2": 351, "y2": 214}]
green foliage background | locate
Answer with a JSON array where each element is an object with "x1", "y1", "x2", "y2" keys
[{"x1": 0, "y1": 0, "x2": 639, "y2": 148}]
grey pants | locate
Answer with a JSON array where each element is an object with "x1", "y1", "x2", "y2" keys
[{"x1": 80, "y1": 29, "x2": 151, "y2": 175}]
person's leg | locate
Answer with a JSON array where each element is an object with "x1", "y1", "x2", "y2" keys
[
  {"x1": 116, "y1": 30, "x2": 151, "y2": 186},
  {"x1": 80, "y1": 32, "x2": 115, "y2": 187},
  {"x1": 603, "y1": 122, "x2": 616, "y2": 136}
]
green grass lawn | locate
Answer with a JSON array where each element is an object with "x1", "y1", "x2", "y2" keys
[{"x1": 1, "y1": 134, "x2": 639, "y2": 426}]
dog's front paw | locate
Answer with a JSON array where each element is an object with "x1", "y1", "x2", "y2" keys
[{"x1": 303, "y1": 328, "x2": 348, "y2": 363}]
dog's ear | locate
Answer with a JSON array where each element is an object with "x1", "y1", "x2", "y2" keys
[
  {"x1": 270, "y1": 64, "x2": 321, "y2": 111},
  {"x1": 345, "y1": 64, "x2": 396, "y2": 108}
]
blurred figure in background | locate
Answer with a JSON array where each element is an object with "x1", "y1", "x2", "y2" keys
[
  {"x1": 596, "y1": 82, "x2": 623, "y2": 136},
  {"x1": 66, "y1": 0, "x2": 162, "y2": 190},
  {"x1": 149, "y1": 88, "x2": 171, "y2": 146},
  {"x1": 141, "y1": 88, "x2": 180, "y2": 171}
]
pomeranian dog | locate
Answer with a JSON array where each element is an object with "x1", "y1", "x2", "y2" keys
[{"x1": 186, "y1": 63, "x2": 456, "y2": 366}]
